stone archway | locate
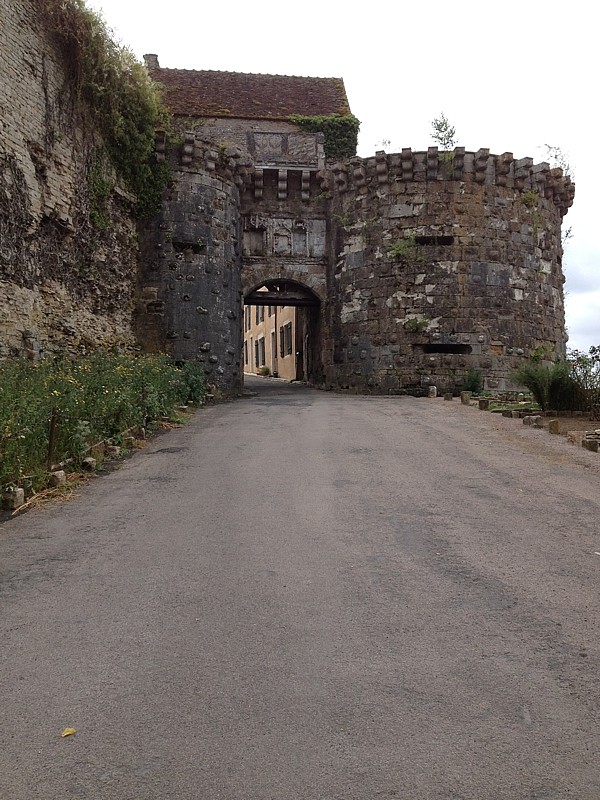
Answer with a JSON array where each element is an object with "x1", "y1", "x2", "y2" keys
[{"x1": 242, "y1": 278, "x2": 322, "y2": 385}]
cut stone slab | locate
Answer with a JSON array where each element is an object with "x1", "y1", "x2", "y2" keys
[
  {"x1": 48, "y1": 470, "x2": 66, "y2": 487},
  {"x1": 523, "y1": 415, "x2": 543, "y2": 428},
  {"x1": 567, "y1": 431, "x2": 584, "y2": 446},
  {"x1": 2, "y1": 487, "x2": 25, "y2": 510}
]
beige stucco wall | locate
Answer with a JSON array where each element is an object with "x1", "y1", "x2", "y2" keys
[{"x1": 243, "y1": 303, "x2": 298, "y2": 381}]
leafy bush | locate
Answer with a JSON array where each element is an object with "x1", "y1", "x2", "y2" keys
[
  {"x1": 547, "y1": 360, "x2": 586, "y2": 412},
  {"x1": 462, "y1": 368, "x2": 483, "y2": 394},
  {"x1": 568, "y1": 347, "x2": 600, "y2": 411},
  {"x1": 512, "y1": 359, "x2": 586, "y2": 412},
  {"x1": 0, "y1": 353, "x2": 204, "y2": 489},
  {"x1": 178, "y1": 361, "x2": 205, "y2": 404}
]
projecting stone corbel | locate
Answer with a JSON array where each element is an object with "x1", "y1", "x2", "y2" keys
[
  {"x1": 278, "y1": 169, "x2": 288, "y2": 200},
  {"x1": 301, "y1": 170, "x2": 311, "y2": 202}
]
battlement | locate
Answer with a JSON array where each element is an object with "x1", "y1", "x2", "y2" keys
[
  {"x1": 155, "y1": 130, "x2": 254, "y2": 188},
  {"x1": 329, "y1": 148, "x2": 575, "y2": 216}
]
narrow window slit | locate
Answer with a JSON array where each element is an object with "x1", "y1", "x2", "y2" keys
[{"x1": 415, "y1": 235, "x2": 454, "y2": 246}]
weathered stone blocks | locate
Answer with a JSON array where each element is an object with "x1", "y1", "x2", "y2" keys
[{"x1": 328, "y1": 148, "x2": 572, "y2": 394}]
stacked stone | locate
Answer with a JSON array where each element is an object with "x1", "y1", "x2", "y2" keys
[
  {"x1": 330, "y1": 149, "x2": 574, "y2": 212},
  {"x1": 582, "y1": 430, "x2": 600, "y2": 453}
]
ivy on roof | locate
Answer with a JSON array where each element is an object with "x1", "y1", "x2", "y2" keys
[{"x1": 289, "y1": 114, "x2": 360, "y2": 160}]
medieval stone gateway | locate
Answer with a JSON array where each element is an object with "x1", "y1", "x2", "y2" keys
[
  {"x1": 136, "y1": 57, "x2": 574, "y2": 394},
  {"x1": 0, "y1": 6, "x2": 574, "y2": 395}
]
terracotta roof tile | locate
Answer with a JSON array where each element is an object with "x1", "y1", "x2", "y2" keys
[{"x1": 149, "y1": 68, "x2": 352, "y2": 120}]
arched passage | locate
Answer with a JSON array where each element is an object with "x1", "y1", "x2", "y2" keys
[{"x1": 242, "y1": 279, "x2": 322, "y2": 384}]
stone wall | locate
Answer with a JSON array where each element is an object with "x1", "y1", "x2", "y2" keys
[
  {"x1": 239, "y1": 130, "x2": 330, "y2": 384},
  {"x1": 187, "y1": 118, "x2": 318, "y2": 165},
  {"x1": 325, "y1": 147, "x2": 574, "y2": 393},
  {"x1": 0, "y1": 0, "x2": 140, "y2": 359}
]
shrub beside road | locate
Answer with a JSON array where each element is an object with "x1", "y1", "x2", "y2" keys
[{"x1": 0, "y1": 352, "x2": 204, "y2": 495}]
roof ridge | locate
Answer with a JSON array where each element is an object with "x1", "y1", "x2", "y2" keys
[{"x1": 150, "y1": 67, "x2": 346, "y2": 82}]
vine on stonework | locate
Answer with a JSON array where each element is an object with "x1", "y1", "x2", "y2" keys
[
  {"x1": 38, "y1": 0, "x2": 170, "y2": 218},
  {"x1": 88, "y1": 151, "x2": 113, "y2": 230},
  {"x1": 289, "y1": 114, "x2": 360, "y2": 159}
]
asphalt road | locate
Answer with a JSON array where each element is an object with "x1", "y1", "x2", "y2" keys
[{"x1": 2, "y1": 377, "x2": 600, "y2": 799}]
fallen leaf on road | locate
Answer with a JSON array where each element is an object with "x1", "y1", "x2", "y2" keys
[{"x1": 61, "y1": 728, "x2": 76, "y2": 737}]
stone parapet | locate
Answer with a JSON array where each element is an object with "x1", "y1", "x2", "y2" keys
[
  {"x1": 329, "y1": 148, "x2": 574, "y2": 216},
  {"x1": 167, "y1": 132, "x2": 254, "y2": 189}
]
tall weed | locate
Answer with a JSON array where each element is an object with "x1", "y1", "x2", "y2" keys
[{"x1": 0, "y1": 353, "x2": 204, "y2": 489}]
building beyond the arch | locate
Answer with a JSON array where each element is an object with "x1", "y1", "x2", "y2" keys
[{"x1": 136, "y1": 55, "x2": 575, "y2": 395}]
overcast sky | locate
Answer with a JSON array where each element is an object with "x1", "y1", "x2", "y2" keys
[{"x1": 89, "y1": 0, "x2": 598, "y2": 353}]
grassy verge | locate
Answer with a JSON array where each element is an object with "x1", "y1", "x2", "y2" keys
[{"x1": 0, "y1": 352, "x2": 204, "y2": 491}]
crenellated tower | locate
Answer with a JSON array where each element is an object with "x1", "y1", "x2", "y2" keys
[{"x1": 324, "y1": 147, "x2": 574, "y2": 392}]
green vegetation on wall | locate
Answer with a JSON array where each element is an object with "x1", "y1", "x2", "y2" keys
[
  {"x1": 521, "y1": 190, "x2": 539, "y2": 209},
  {"x1": 39, "y1": 0, "x2": 170, "y2": 217},
  {"x1": 88, "y1": 150, "x2": 113, "y2": 230},
  {"x1": 404, "y1": 316, "x2": 429, "y2": 334},
  {"x1": 387, "y1": 235, "x2": 420, "y2": 263},
  {"x1": 289, "y1": 114, "x2": 360, "y2": 159}
]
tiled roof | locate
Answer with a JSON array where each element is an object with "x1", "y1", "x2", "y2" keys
[{"x1": 148, "y1": 67, "x2": 351, "y2": 119}]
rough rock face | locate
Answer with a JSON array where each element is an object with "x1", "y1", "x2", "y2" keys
[
  {"x1": 0, "y1": 0, "x2": 140, "y2": 359},
  {"x1": 325, "y1": 148, "x2": 573, "y2": 393}
]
